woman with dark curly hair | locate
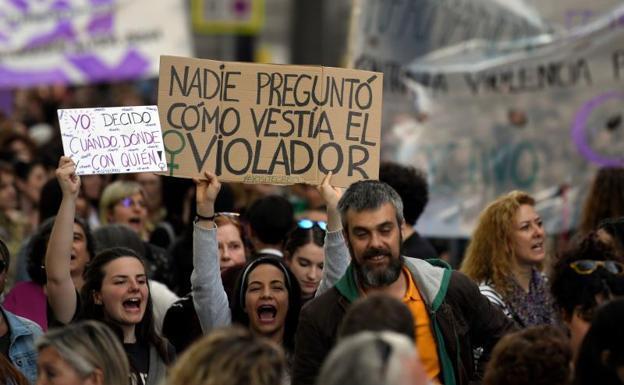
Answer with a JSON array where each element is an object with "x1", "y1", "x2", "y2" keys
[
  {"x1": 460, "y1": 191, "x2": 556, "y2": 327},
  {"x1": 484, "y1": 325, "x2": 572, "y2": 385},
  {"x1": 3, "y1": 215, "x2": 94, "y2": 331},
  {"x1": 550, "y1": 234, "x2": 624, "y2": 360}
]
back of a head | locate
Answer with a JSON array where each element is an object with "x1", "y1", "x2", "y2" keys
[
  {"x1": 166, "y1": 326, "x2": 285, "y2": 385},
  {"x1": 379, "y1": 162, "x2": 428, "y2": 226},
  {"x1": 339, "y1": 293, "x2": 415, "y2": 341},
  {"x1": 93, "y1": 224, "x2": 146, "y2": 255},
  {"x1": 246, "y1": 195, "x2": 294, "y2": 246},
  {"x1": 575, "y1": 298, "x2": 624, "y2": 385},
  {"x1": 36, "y1": 320, "x2": 130, "y2": 385},
  {"x1": 484, "y1": 325, "x2": 571, "y2": 385},
  {"x1": 318, "y1": 331, "x2": 427, "y2": 385},
  {"x1": 38, "y1": 177, "x2": 63, "y2": 222}
]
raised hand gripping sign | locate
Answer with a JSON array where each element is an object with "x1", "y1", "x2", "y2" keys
[
  {"x1": 157, "y1": 55, "x2": 383, "y2": 187},
  {"x1": 58, "y1": 106, "x2": 168, "y2": 175}
]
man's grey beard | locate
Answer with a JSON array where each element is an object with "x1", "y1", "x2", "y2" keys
[{"x1": 354, "y1": 254, "x2": 404, "y2": 288}]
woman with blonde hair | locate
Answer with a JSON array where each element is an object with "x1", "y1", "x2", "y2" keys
[
  {"x1": 166, "y1": 327, "x2": 285, "y2": 385},
  {"x1": 460, "y1": 191, "x2": 556, "y2": 327},
  {"x1": 36, "y1": 320, "x2": 130, "y2": 385},
  {"x1": 99, "y1": 180, "x2": 149, "y2": 239}
]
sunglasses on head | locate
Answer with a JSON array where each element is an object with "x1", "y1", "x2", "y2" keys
[
  {"x1": 569, "y1": 260, "x2": 624, "y2": 275},
  {"x1": 298, "y1": 219, "x2": 327, "y2": 231}
]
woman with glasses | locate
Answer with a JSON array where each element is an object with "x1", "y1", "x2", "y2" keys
[
  {"x1": 283, "y1": 220, "x2": 326, "y2": 302},
  {"x1": 460, "y1": 191, "x2": 557, "y2": 328}
]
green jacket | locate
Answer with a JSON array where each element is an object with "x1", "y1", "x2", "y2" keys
[{"x1": 293, "y1": 257, "x2": 515, "y2": 385}]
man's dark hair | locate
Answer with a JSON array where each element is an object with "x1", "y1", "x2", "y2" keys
[
  {"x1": 550, "y1": 234, "x2": 624, "y2": 321},
  {"x1": 575, "y1": 298, "x2": 624, "y2": 385},
  {"x1": 338, "y1": 293, "x2": 415, "y2": 341},
  {"x1": 379, "y1": 162, "x2": 428, "y2": 226},
  {"x1": 246, "y1": 195, "x2": 294, "y2": 246},
  {"x1": 484, "y1": 325, "x2": 572, "y2": 385}
]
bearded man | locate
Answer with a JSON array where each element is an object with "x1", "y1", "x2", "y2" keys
[{"x1": 292, "y1": 180, "x2": 515, "y2": 385}]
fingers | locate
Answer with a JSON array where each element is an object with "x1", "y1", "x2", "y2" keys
[
  {"x1": 322, "y1": 171, "x2": 333, "y2": 186},
  {"x1": 58, "y1": 156, "x2": 75, "y2": 169}
]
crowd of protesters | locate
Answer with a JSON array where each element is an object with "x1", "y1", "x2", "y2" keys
[{"x1": 0, "y1": 83, "x2": 624, "y2": 385}]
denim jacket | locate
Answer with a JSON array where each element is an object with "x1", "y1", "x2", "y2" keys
[{"x1": 2, "y1": 306, "x2": 42, "y2": 384}]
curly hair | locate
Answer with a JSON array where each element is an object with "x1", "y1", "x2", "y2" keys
[
  {"x1": 484, "y1": 325, "x2": 572, "y2": 385},
  {"x1": 379, "y1": 161, "x2": 428, "y2": 225},
  {"x1": 460, "y1": 191, "x2": 536, "y2": 298},
  {"x1": 579, "y1": 167, "x2": 624, "y2": 235},
  {"x1": 550, "y1": 234, "x2": 624, "y2": 320},
  {"x1": 167, "y1": 326, "x2": 285, "y2": 385}
]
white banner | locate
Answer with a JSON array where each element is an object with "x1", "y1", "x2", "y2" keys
[
  {"x1": 350, "y1": 0, "x2": 624, "y2": 237},
  {"x1": 0, "y1": 0, "x2": 193, "y2": 88},
  {"x1": 58, "y1": 105, "x2": 167, "y2": 175}
]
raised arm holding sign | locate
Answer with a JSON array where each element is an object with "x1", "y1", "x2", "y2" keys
[
  {"x1": 58, "y1": 105, "x2": 168, "y2": 175},
  {"x1": 157, "y1": 55, "x2": 383, "y2": 187}
]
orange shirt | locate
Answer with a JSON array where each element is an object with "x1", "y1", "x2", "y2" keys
[{"x1": 402, "y1": 266, "x2": 441, "y2": 382}]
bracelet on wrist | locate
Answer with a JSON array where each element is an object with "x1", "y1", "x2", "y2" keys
[{"x1": 194, "y1": 213, "x2": 215, "y2": 223}]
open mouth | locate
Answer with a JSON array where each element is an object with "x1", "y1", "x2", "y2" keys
[
  {"x1": 128, "y1": 217, "x2": 142, "y2": 226},
  {"x1": 123, "y1": 298, "x2": 141, "y2": 311},
  {"x1": 531, "y1": 242, "x2": 544, "y2": 252},
  {"x1": 256, "y1": 304, "x2": 277, "y2": 322}
]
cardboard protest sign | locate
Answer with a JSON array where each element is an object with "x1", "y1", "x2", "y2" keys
[
  {"x1": 58, "y1": 106, "x2": 168, "y2": 175},
  {"x1": 157, "y1": 55, "x2": 383, "y2": 187}
]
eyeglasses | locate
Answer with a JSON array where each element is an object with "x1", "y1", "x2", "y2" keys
[
  {"x1": 118, "y1": 197, "x2": 146, "y2": 209},
  {"x1": 298, "y1": 219, "x2": 327, "y2": 231},
  {"x1": 569, "y1": 260, "x2": 624, "y2": 275},
  {"x1": 0, "y1": 260, "x2": 6, "y2": 272}
]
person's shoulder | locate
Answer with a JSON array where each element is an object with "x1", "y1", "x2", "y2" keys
[
  {"x1": 2, "y1": 307, "x2": 43, "y2": 336},
  {"x1": 301, "y1": 287, "x2": 344, "y2": 315},
  {"x1": 444, "y1": 270, "x2": 484, "y2": 298}
]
